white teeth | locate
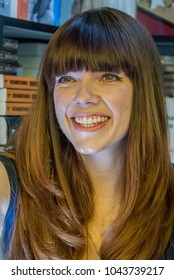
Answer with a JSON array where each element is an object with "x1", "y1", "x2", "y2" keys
[
  {"x1": 93, "y1": 117, "x2": 97, "y2": 123},
  {"x1": 87, "y1": 117, "x2": 93, "y2": 124},
  {"x1": 74, "y1": 116, "x2": 109, "y2": 126}
]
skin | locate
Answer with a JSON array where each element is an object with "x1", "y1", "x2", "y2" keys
[{"x1": 53, "y1": 70, "x2": 133, "y2": 156}]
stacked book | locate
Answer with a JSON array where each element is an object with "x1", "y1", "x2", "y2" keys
[
  {"x1": 161, "y1": 56, "x2": 174, "y2": 97},
  {"x1": 161, "y1": 56, "x2": 174, "y2": 163},
  {"x1": 166, "y1": 97, "x2": 174, "y2": 163},
  {"x1": 0, "y1": 37, "x2": 20, "y2": 76},
  {"x1": 0, "y1": 74, "x2": 38, "y2": 150},
  {"x1": 0, "y1": 40, "x2": 48, "y2": 78},
  {"x1": 0, "y1": 74, "x2": 38, "y2": 116}
]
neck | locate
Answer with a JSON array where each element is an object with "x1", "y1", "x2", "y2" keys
[{"x1": 81, "y1": 148, "x2": 122, "y2": 199}]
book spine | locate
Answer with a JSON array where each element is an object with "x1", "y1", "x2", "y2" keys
[
  {"x1": 0, "y1": 102, "x2": 33, "y2": 116},
  {"x1": 163, "y1": 65, "x2": 174, "y2": 72},
  {"x1": 166, "y1": 97, "x2": 174, "y2": 162},
  {"x1": 29, "y1": 0, "x2": 54, "y2": 25},
  {"x1": 0, "y1": 88, "x2": 37, "y2": 102},
  {"x1": 164, "y1": 73, "x2": 174, "y2": 80},
  {"x1": 0, "y1": 50, "x2": 18, "y2": 63},
  {"x1": 0, "y1": 75, "x2": 38, "y2": 89},
  {"x1": 17, "y1": 0, "x2": 29, "y2": 20},
  {"x1": 0, "y1": 62, "x2": 18, "y2": 75},
  {"x1": 0, "y1": 116, "x2": 8, "y2": 145},
  {"x1": 0, "y1": 0, "x2": 11, "y2": 16},
  {"x1": 54, "y1": 0, "x2": 61, "y2": 26},
  {"x1": 10, "y1": 0, "x2": 18, "y2": 18},
  {"x1": 2, "y1": 38, "x2": 19, "y2": 52},
  {"x1": 164, "y1": 81, "x2": 174, "y2": 87}
]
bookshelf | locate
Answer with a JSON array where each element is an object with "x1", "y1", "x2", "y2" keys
[
  {"x1": 0, "y1": 15, "x2": 58, "y2": 150},
  {"x1": 0, "y1": 15, "x2": 58, "y2": 48},
  {"x1": 137, "y1": 5, "x2": 174, "y2": 161},
  {"x1": 0, "y1": 9, "x2": 173, "y2": 56},
  {"x1": 137, "y1": 6, "x2": 174, "y2": 56}
]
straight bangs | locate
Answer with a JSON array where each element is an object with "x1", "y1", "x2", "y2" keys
[{"x1": 42, "y1": 8, "x2": 137, "y2": 89}]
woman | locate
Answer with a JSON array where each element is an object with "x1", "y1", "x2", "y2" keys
[{"x1": 0, "y1": 7, "x2": 174, "y2": 260}]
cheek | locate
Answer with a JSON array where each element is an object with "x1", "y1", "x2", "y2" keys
[
  {"x1": 107, "y1": 89, "x2": 133, "y2": 126},
  {"x1": 53, "y1": 87, "x2": 74, "y2": 112},
  {"x1": 53, "y1": 92, "x2": 71, "y2": 136},
  {"x1": 54, "y1": 97, "x2": 60, "y2": 111},
  {"x1": 53, "y1": 90, "x2": 68, "y2": 115},
  {"x1": 119, "y1": 98, "x2": 132, "y2": 116},
  {"x1": 53, "y1": 93, "x2": 66, "y2": 127},
  {"x1": 114, "y1": 86, "x2": 133, "y2": 113},
  {"x1": 107, "y1": 95, "x2": 132, "y2": 115},
  {"x1": 54, "y1": 90, "x2": 62, "y2": 108}
]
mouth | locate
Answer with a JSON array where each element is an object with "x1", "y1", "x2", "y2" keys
[{"x1": 70, "y1": 115, "x2": 110, "y2": 131}]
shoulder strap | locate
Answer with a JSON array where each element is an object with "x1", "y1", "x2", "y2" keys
[
  {"x1": 161, "y1": 228, "x2": 174, "y2": 260},
  {"x1": 0, "y1": 156, "x2": 19, "y2": 258}
]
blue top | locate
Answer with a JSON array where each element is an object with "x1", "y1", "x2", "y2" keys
[
  {"x1": 0, "y1": 156, "x2": 174, "y2": 259},
  {"x1": 0, "y1": 156, "x2": 18, "y2": 258}
]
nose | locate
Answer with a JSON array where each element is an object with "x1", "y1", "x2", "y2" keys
[{"x1": 73, "y1": 84, "x2": 100, "y2": 107}]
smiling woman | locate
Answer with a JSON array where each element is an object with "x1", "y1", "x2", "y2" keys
[
  {"x1": 0, "y1": 7, "x2": 174, "y2": 260},
  {"x1": 53, "y1": 70, "x2": 133, "y2": 154}
]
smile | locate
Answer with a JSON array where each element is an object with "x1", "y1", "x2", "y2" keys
[
  {"x1": 74, "y1": 116, "x2": 109, "y2": 127},
  {"x1": 70, "y1": 115, "x2": 110, "y2": 130}
]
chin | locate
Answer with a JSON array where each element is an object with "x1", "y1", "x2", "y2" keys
[
  {"x1": 73, "y1": 144, "x2": 100, "y2": 155},
  {"x1": 75, "y1": 147, "x2": 97, "y2": 155}
]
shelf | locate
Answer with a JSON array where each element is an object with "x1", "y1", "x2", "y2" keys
[
  {"x1": 153, "y1": 35, "x2": 174, "y2": 56},
  {"x1": 154, "y1": 39, "x2": 174, "y2": 56},
  {"x1": 137, "y1": 7, "x2": 174, "y2": 55},
  {"x1": 0, "y1": 15, "x2": 58, "y2": 47}
]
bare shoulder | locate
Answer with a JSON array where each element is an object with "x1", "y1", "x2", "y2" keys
[{"x1": 0, "y1": 161, "x2": 10, "y2": 198}]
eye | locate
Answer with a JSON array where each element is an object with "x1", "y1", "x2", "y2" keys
[
  {"x1": 100, "y1": 73, "x2": 122, "y2": 82},
  {"x1": 56, "y1": 76, "x2": 76, "y2": 84}
]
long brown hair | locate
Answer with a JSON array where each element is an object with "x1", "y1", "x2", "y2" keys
[{"x1": 5, "y1": 7, "x2": 174, "y2": 259}]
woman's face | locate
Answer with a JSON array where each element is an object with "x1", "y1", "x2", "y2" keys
[{"x1": 53, "y1": 70, "x2": 133, "y2": 155}]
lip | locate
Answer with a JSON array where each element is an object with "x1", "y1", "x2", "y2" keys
[
  {"x1": 70, "y1": 112, "x2": 110, "y2": 118},
  {"x1": 70, "y1": 112, "x2": 111, "y2": 132}
]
